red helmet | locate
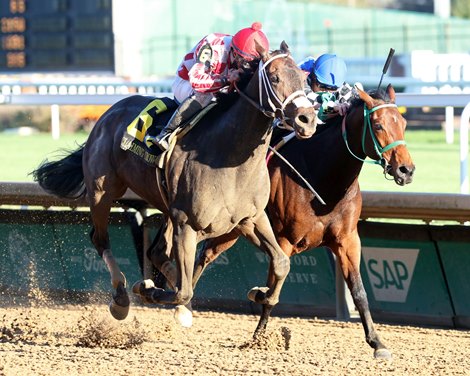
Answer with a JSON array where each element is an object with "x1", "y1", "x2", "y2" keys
[{"x1": 231, "y1": 22, "x2": 269, "y2": 61}]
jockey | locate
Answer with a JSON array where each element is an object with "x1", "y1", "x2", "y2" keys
[
  {"x1": 298, "y1": 54, "x2": 354, "y2": 122},
  {"x1": 152, "y1": 22, "x2": 270, "y2": 150}
]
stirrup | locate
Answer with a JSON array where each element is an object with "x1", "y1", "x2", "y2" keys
[
  {"x1": 156, "y1": 133, "x2": 171, "y2": 151},
  {"x1": 144, "y1": 134, "x2": 158, "y2": 147}
]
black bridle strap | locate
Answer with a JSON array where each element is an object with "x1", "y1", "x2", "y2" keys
[
  {"x1": 233, "y1": 54, "x2": 312, "y2": 124},
  {"x1": 234, "y1": 80, "x2": 274, "y2": 117}
]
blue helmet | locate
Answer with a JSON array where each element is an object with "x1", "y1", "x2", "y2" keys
[
  {"x1": 298, "y1": 56, "x2": 315, "y2": 74},
  {"x1": 313, "y1": 54, "x2": 347, "y2": 89}
]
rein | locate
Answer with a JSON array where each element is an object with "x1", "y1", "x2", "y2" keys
[
  {"x1": 235, "y1": 53, "x2": 324, "y2": 204},
  {"x1": 341, "y1": 103, "x2": 406, "y2": 169},
  {"x1": 233, "y1": 53, "x2": 312, "y2": 128}
]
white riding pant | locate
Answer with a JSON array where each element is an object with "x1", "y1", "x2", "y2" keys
[{"x1": 172, "y1": 76, "x2": 215, "y2": 107}]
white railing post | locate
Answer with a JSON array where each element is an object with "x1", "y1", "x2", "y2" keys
[
  {"x1": 460, "y1": 103, "x2": 470, "y2": 194},
  {"x1": 51, "y1": 104, "x2": 60, "y2": 140},
  {"x1": 445, "y1": 106, "x2": 454, "y2": 144}
]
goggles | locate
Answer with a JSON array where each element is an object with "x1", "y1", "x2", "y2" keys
[{"x1": 315, "y1": 78, "x2": 338, "y2": 91}]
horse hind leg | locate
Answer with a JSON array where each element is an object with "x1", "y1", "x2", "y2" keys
[
  {"x1": 147, "y1": 219, "x2": 177, "y2": 289},
  {"x1": 192, "y1": 230, "x2": 240, "y2": 287},
  {"x1": 89, "y1": 190, "x2": 129, "y2": 320},
  {"x1": 330, "y1": 233, "x2": 392, "y2": 360}
]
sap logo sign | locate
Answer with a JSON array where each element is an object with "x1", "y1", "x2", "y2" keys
[{"x1": 362, "y1": 247, "x2": 419, "y2": 303}]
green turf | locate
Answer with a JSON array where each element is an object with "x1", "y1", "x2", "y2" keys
[
  {"x1": 0, "y1": 132, "x2": 88, "y2": 182},
  {"x1": 359, "y1": 129, "x2": 464, "y2": 193},
  {"x1": 0, "y1": 129, "x2": 467, "y2": 193}
]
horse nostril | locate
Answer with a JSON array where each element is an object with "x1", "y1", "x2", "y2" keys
[
  {"x1": 399, "y1": 165, "x2": 414, "y2": 177},
  {"x1": 297, "y1": 114, "x2": 309, "y2": 125}
]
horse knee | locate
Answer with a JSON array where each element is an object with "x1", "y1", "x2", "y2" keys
[{"x1": 273, "y1": 253, "x2": 290, "y2": 279}]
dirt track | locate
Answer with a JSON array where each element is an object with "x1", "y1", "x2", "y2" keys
[{"x1": 0, "y1": 295, "x2": 469, "y2": 376}]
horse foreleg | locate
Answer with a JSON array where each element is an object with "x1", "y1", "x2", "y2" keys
[
  {"x1": 133, "y1": 222, "x2": 196, "y2": 306},
  {"x1": 165, "y1": 231, "x2": 241, "y2": 328},
  {"x1": 252, "y1": 236, "x2": 293, "y2": 336},
  {"x1": 240, "y1": 213, "x2": 290, "y2": 310},
  {"x1": 331, "y1": 232, "x2": 392, "y2": 360}
]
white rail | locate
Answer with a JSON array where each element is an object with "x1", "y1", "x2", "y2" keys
[
  {"x1": 1, "y1": 92, "x2": 470, "y2": 192},
  {"x1": 1, "y1": 182, "x2": 470, "y2": 223}
]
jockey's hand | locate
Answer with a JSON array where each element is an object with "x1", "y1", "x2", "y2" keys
[
  {"x1": 334, "y1": 102, "x2": 350, "y2": 116},
  {"x1": 227, "y1": 68, "x2": 243, "y2": 83}
]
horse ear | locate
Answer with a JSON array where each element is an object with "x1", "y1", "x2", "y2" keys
[
  {"x1": 255, "y1": 39, "x2": 269, "y2": 61},
  {"x1": 356, "y1": 87, "x2": 375, "y2": 109},
  {"x1": 280, "y1": 40, "x2": 290, "y2": 54},
  {"x1": 386, "y1": 83, "x2": 396, "y2": 103}
]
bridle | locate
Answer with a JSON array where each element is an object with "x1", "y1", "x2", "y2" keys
[
  {"x1": 234, "y1": 53, "x2": 312, "y2": 129},
  {"x1": 341, "y1": 102, "x2": 407, "y2": 175}
]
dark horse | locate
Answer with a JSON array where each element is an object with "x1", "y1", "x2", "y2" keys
[
  {"x1": 183, "y1": 84, "x2": 415, "y2": 358},
  {"x1": 32, "y1": 42, "x2": 317, "y2": 323}
]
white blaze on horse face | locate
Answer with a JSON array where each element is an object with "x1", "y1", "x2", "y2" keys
[{"x1": 293, "y1": 96, "x2": 313, "y2": 109}]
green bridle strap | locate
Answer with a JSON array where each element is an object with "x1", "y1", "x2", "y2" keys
[
  {"x1": 341, "y1": 103, "x2": 406, "y2": 165},
  {"x1": 363, "y1": 103, "x2": 406, "y2": 159}
]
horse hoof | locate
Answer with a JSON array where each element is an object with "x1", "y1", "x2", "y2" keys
[
  {"x1": 132, "y1": 279, "x2": 155, "y2": 295},
  {"x1": 174, "y1": 305, "x2": 193, "y2": 328},
  {"x1": 247, "y1": 286, "x2": 269, "y2": 303},
  {"x1": 374, "y1": 348, "x2": 393, "y2": 360},
  {"x1": 109, "y1": 300, "x2": 129, "y2": 320}
]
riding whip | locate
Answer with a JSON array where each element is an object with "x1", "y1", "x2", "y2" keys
[{"x1": 377, "y1": 48, "x2": 395, "y2": 90}]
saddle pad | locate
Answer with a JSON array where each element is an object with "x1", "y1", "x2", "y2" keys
[{"x1": 120, "y1": 97, "x2": 177, "y2": 165}]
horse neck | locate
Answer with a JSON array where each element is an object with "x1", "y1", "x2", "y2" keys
[
  {"x1": 225, "y1": 71, "x2": 273, "y2": 152},
  {"x1": 299, "y1": 107, "x2": 366, "y2": 201}
]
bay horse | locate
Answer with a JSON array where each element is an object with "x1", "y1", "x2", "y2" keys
[
  {"x1": 184, "y1": 84, "x2": 414, "y2": 359},
  {"x1": 32, "y1": 42, "x2": 316, "y2": 323}
]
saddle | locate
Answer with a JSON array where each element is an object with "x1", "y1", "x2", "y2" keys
[
  {"x1": 120, "y1": 97, "x2": 216, "y2": 208},
  {"x1": 120, "y1": 97, "x2": 216, "y2": 165}
]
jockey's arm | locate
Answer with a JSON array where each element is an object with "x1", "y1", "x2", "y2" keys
[{"x1": 188, "y1": 62, "x2": 228, "y2": 93}]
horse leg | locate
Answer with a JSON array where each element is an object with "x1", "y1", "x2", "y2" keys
[
  {"x1": 133, "y1": 221, "x2": 197, "y2": 306},
  {"x1": 193, "y1": 231, "x2": 240, "y2": 287},
  {"x1": 170, "y1": 231, "x2": 241, "y2": 328},
  {"x1": 145, "y1": 218, "x2": 193, "y2": 327},
  {"x1": 89, "y1": 194, "x2": 129, "y2": 320},
  {"x1": 330, "y1": 232, "x2": 392, "y2": 360},
  {"x1": 148, "y1": 218, "x2": 177, "y2": 289},
  {"x1": 253, "y1": 236, "x2": 293, "y2": 336},
  {"x1": 239, "y1": 213, "x2": 290, "y2": 320}
]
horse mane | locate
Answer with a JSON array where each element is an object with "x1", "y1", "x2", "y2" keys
[
  {"x1": 349, "y1": 87, "x2": 391, "y2": 108},
  {"x1": 320, "y1": 88, "x2": 391, "y2": 131},
  {"x1": 216, "y1": 48, "x2": 289, "y2": 110},
  {"x1": 215, "y1": 62, "x2": 258, "y2": 110}
]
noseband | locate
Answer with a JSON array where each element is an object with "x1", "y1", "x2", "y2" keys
[
  {"x1": 342, "y1": 103, "x2": 407, "y2": 171},
  {"x1": 234, "y1": 54, "x2": 312, "y2": 128}
]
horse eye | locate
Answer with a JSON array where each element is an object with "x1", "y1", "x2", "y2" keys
[
  {"x1": 374, "y1": 123, "x2": 383, "y2": 131},
  {"x1": 271, "y1": 75, "x2": 279, "y2": 84}
]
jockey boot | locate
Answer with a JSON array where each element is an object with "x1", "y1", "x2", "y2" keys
[{"x1": 155, "y1": 97, "x2": 202, "y2": 151}]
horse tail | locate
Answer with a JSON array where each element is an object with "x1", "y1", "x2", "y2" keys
[{"x1": 31, "y1": 143, "x2": 86, "y2": 199}]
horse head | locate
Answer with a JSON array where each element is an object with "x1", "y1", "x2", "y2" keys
[
  {"x1": 254, "y1": 41, "x2": 317, "y2": 139},
  {"x1": 357, "y1": 84, "x2": 415, "y2": 185}
]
